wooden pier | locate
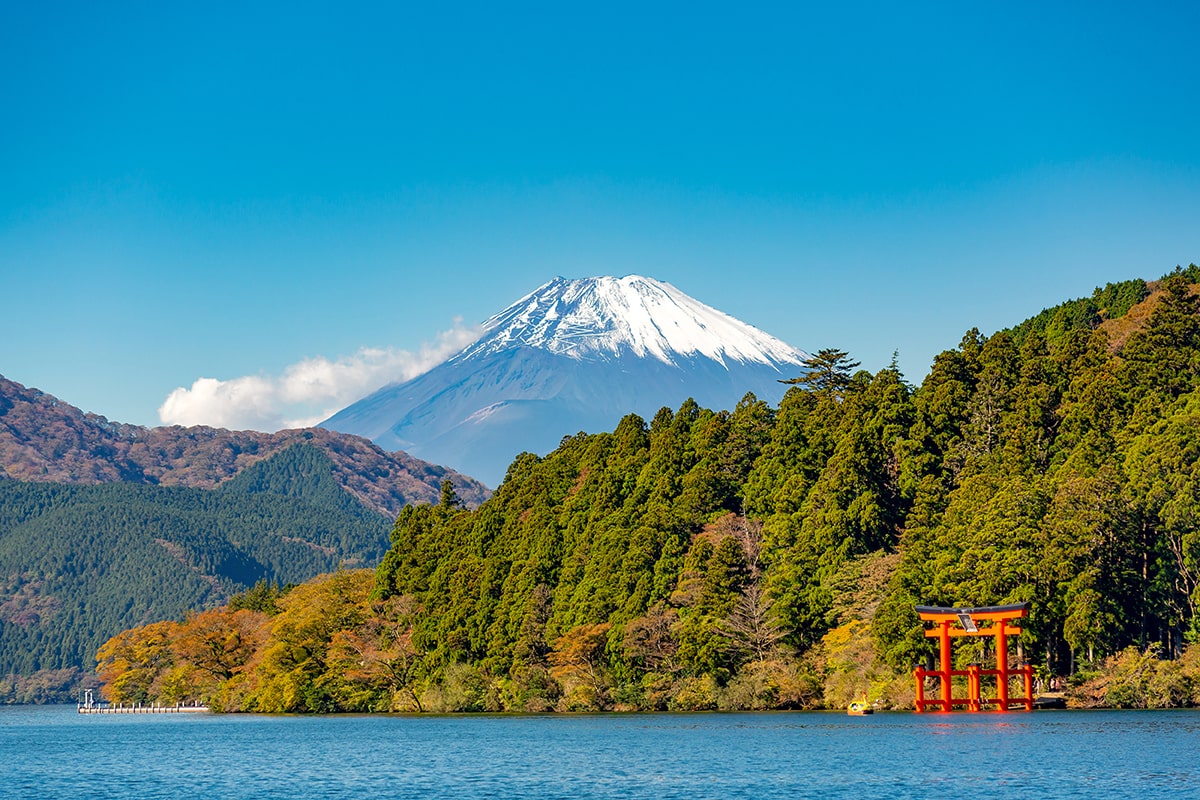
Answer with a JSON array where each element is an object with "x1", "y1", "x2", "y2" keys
[
  {"x1": 78, "y1": 703, "x2": 210, "y2": 714},
  {"x1": 77, "y1": 691, "x2": 209, "y2": 714}
]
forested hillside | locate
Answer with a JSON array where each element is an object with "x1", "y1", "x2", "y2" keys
[
  {"x1": 97, "y1": 266, "x2": 1200, "y2": 712},
  {"x1": 0, "y1": 444, "x2": 394, "y2": 702}
]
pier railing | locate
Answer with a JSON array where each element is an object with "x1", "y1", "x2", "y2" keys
[{"x1": 77, "y1": 694, "x2": 210, "y2": 714}]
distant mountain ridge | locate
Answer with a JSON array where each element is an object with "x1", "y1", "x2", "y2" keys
[
  {"x1": 323, "y1": 276, "x2": 809, "y2": 486},
  {"x1": 0, "y1": 375, "x2": 489, "y2": 514}
]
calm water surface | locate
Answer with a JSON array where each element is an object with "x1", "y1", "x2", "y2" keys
[{"x1": 3, "y1": 706, "x2": 1198, "y2": 799}]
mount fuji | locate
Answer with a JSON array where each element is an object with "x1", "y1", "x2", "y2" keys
[{"x1": 321, "y1": 276, "x2": 809, "y2": 487}]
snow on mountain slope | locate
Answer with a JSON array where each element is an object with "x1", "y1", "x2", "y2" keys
[
  {"x1": 456, "y1": 275, "x2": 804, "y2": 366},
  {"x1": 322, "y1": 276, "x2": 809, "y2": 487}
]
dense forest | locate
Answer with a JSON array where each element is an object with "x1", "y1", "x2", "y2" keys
[
  {"x1": 97, "y1": 266, "x2": 1200, "y2": 712},
  {"x1": 0, "y1": 444, "x2": 393, "y2": 702}
]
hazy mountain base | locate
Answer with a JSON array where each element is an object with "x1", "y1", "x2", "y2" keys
[
  {"x1": 95, "y1": 266, "x2": 1200, "y2": 712},
  {"x1": 324, "y1": 345, "x2": 806, "y2": 488},
  {"x1": 0, "y1": 668, "x2": 99, "y2": 705}
]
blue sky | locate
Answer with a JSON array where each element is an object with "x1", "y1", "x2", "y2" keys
[{"x1": 2, "y1": 2, "x2": 1197, "y2": 430}]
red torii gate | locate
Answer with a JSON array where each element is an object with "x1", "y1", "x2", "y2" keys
[{"x1": 913, "y1": 602, "x2": 1033, "y2": 712}]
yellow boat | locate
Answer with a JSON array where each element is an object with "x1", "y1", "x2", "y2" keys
[{"x1": 847, "y1": 700, "x2": 873, "y2": 715}]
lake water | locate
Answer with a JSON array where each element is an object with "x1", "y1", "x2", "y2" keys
[{"x1": 3, "y1": 706, "x2": 1198, "y2": 799}]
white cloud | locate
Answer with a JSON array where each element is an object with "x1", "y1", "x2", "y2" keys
[{"x1": 157, "y1": 321, "x2": 481, "y2": 431}]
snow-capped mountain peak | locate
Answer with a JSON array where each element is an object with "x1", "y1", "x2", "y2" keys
[
  {"x1": 323, "y1": 274, "x2": 811, "y2": 486},
  {"x1": 452, "y1": 275, "x2": 807, "y2": 368}
]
